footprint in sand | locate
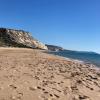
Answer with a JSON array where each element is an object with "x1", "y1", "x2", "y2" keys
[
  {"x1": 9, "y1": 84, "x2": 17, "y2": 89},
  {"x1": 29, "y1": 86, "x2": 37, "y2": 91},
  {"x1": 10, "y1": 93, "x2": 23, "y2": 100}
]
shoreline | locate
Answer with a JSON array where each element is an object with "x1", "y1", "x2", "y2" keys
[{"x1": 46, "y1": 50, "x2": 100, "y2": 69}]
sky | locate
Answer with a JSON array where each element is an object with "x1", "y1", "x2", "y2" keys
[{"x1": 0, "y1": 0, "x2": 100, "y2": 53}]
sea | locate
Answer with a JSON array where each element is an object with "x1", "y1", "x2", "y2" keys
[{"x1": 49, "y1": 50, "x2": 100, "y2": 67}]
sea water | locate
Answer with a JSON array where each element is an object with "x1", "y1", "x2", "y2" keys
[{"x1": 50, "y1": 50, "x2": 100, "y2": 67}]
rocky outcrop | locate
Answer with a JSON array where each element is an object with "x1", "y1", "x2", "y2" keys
[
  {"x1": 46, "y1": 44, "x2": 64, "y2": 51},
  {"x1": 0, "y1": 28, "x2": 48, "y2": 50}
]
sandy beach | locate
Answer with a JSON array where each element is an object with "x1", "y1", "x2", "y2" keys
[{"x1": 0, "y1": 48, "x2": 100, "y2": 100}]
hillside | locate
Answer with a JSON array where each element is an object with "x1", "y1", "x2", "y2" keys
[
  {"x1": 0, "y1": 28, "x2": 47, "y2": 50},
  {"x1": 46, "y1": 44, "x2": 64, "y2": 51}
]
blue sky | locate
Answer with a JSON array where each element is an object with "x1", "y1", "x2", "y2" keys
[{"x1": 0, "y1": 0, "x2": 100, "y2": 53}]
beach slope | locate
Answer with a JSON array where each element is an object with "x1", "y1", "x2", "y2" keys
[{"x1": 0, "y1": 48, "x2": 100, "y2": 100}]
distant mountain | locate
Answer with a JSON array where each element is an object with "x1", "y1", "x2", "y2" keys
[
  {"x1": 49, "y1": 49, "x2": 100, "y2": 67},
  {"x1": 46, "y1": 44, "x2": 64, "y2": 51},
  {"x1": 0, "y1": 28, "x2": 48, "y2": 50}
]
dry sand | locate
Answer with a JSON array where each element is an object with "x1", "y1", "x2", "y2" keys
[{"x1": 0, "y1": 48, "x2": 100, "y2": 100}]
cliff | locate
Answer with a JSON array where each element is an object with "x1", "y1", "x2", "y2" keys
[
  {"x1": 46, "y1": 44, "x2": 64, "y2": 51},
  {"x1": 0, "y1": 28, "x2": 48, "y2": 50}
]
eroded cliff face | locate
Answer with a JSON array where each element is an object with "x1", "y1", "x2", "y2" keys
[{"x1": 0, "y1": 28, "x2": 48, "y2": 50}]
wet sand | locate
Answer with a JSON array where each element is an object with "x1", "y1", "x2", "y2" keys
[{"x1": 0, "y1": 48, "x2": 100, "y2": 100}]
